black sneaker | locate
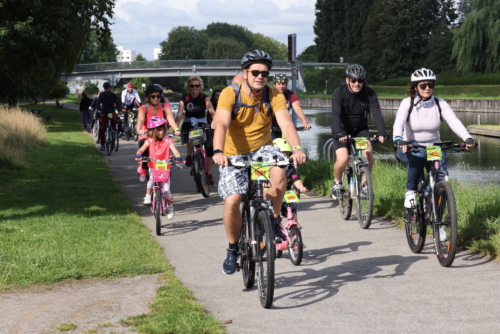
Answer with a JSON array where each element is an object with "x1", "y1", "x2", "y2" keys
[
  {"x1": 185, "y1": 155, "x2": 192, "y2": 167},
  {"x1": 222, "y1": 248, "x2": 240, "y2": 275},
  {"x1": 272, "y1": 216, "x2": 287, "y2": 243}
]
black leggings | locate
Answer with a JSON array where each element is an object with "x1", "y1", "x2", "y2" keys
[{"x1": 139, "y1": 139, "x2": 149, "y2": 170}]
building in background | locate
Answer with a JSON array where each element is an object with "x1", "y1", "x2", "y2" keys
[
  {"x1": 116, "y1": 46, "x2": 136, "y2": 62},
  {"x1": 153, "y1": 48, "x2": 161, "y2": 61}
]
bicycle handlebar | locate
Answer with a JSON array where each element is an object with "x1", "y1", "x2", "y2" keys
[
  {"x1": 138, "y1": 156, "x2": 184, "y2": 168},
  {"x1": 402, "y1": 142, "x2": 477, "y2": 153},
  {"x1": 228, "y1": 156, "x2": 295, "y2": 169}
]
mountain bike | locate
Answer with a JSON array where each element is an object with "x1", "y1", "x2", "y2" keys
[
  {"x1": 104, "y1": 113, "x2": 117, "y2": 156},
  {"x1": 140, "y1": 156, "x2": 183, "y2": 236},
  {"x1": 93, "y1": 113, "x2": 101, "y2": 142},
  {"x1": 232, "y1": 155, "x2": 290, "y2": 309},
  {"x1": 402, "y1": 141, "x2": 475, "y2": 267},
  {"x1": 186, "y1": 124, "x2": 211, "y2": 198},
  {"x1": 115, "y1": 110, "x2": 122, "y2": 152},
  {"x1": 336, "y1": 137, "x2": 379, "y2": 229},
  {"x1": 275, "y1": 185, "x2": 304, "y2": 266},
  {"x1": 124, "y1": 107, "x2": 138, "y2": 141}
]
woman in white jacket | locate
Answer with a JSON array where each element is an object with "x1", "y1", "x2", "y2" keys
[{"x1": 392, "y1": 68, "x2": 476, "y2": 209}]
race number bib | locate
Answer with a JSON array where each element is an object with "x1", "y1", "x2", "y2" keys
[
  {"x1": 189, "y1": 129, "x2": 202, "y2": 138},
  {"x1": 284, "y1": 190, "x2": 299, "y2": 203},
  {"x1": 426, "y1": 146, "x2": 442, "y2": 161},
  {"x1": 155, "y1": 160, "x2": 169, "y2": 171},
  {"x1": 251, "y1": 162, "x2": 270, "y2": 181},
  {"x1": 355, "y1": 138, "x2": 369, "y2": 150},
  {"x1": 107, "y1": 113, "x2": 113, "y2": 118}
]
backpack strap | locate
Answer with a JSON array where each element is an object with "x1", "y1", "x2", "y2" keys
[
  {"x1": 406, "y1": 96, "x2": 442, "y2": 122},
  {"x1": 231, "y1": 83, "x2": 273, "y2": 120}
]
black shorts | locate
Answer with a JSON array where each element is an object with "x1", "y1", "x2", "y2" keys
[{"x1": 333, "y1": 128, "x2": 370, "y2": 151}]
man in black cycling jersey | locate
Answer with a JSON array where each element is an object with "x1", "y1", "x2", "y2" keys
[
  {"x1": 330, "y1": 64, "x2": 386, "y2": 199},
  {"x1": 96, "y1": 82, "x2": 121, "y2": 151}
]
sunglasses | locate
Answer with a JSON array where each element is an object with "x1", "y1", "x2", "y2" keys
[
  {"x1": 247, "y1": 70, "x2": 270, "y2": 78},
  {"x1": 418, "y1": 82, "x2": 435, "y2": 89},
  {"x1": 150, "y1": 94, "x2": 161, "y2": 99},
  {"x1": 349, "y1": 78, "x2": 364, "y2": 84},
  {"x1": 190, "y1": 84, "x2": 201, "y2": 88}
]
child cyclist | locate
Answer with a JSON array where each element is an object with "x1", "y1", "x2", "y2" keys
[{"x1": 135, "y1": 116, "x2": 183, "y2": 219}]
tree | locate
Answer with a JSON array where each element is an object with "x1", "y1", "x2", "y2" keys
[
  {"x1": 0, "y1": 0, "x2": 114, "y2": 106},
  {"x1": 203, "y1": 37, "x2": 247, "y2": 59},
  {"x1": 204, "y1": 22, "x2": 252, "y2": 48},
  {"x1": 456, "y1": 0, "x2": 472, "y2": 24},
  {"x1": 158, "y1": 26, "x2": 208, "y2": 60},
  {"x1": 298, "y1": 45, "x2": 318, "y2": 62},
  {"x1": 80, "y1": 28, "x2": 118, "y2": 64},
  {"x1": 249, "y1": 33, "x2": 287, "y2": 60},
  {"x1": 135, "y1": 53, "x2": 147, "y2": 61},
  {"x1": 452, "y1": 0, "x2": 500, "y2": 73}
]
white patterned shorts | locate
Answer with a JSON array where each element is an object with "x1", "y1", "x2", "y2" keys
[{"x1": 218, "y1": 145, "x2": 287, "y2": 200}]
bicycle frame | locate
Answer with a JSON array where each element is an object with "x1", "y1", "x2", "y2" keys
[
  {"x1": 345, "y1": 137, "x2": 375, "y2": 199},
  {"x1": 276, "y1": 198, "x2": 300, "y2": 252}
]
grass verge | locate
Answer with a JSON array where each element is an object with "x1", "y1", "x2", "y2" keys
[{"x1": 300, "y1": 158, "x2": 500, "y2": 258}]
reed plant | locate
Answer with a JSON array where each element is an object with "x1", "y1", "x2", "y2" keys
[
  {"x1": 301, "y1": 158, "x2": 500, "y2": 258},
  {"x1": 0, "y1": 105, "x2": 47, "y2": 169}
]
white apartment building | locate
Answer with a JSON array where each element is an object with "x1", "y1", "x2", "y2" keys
[{"x1": 116, "y1": 46, "x2": 137, "y2": 62}]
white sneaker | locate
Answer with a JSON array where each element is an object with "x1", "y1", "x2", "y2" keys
[
  {"x1": 331, "y1": 183, "x2": 343, "y2": 200},
  {"x1": 439, "y1": 226, "x2": 447, "y2": 241},
  {"x1": 166, "y1": 205, "x2": 174, "y2": 219},
  {"x1": 143, "y1": 194, "x2": 152, "y2": 206},
  {"x1": 404, "y1": 190, "x2": 416, "y2": 209}
]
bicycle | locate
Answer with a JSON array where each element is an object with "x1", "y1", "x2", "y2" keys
[
  {"x1": 93, "y1": 113, "x2": 101, "y2": 141},
  {"x1": 231, "y1": 155, "x2": 290, "y2": 309},
  {"x1": 186, "y1": 124, "x2": 211, "y2": 198},
  {"x1": 275, "y1": 185, "x2": 304, "y2": 266},
  {"x1": 104, "y1": 112, "x2": 118, "y2": 156},
  {"x1": 336, "y1": 137, "x2": 379, "y2": 229},
  {"x1": 139, "y1": 156, "x2": 183, "y2": 236},
  {"x1": 115, "y1": 110, "x2": 122, "y2": 152},
  {"x1": 124, "y1": 107, "x2": 138, "y2": 142},
  {"x1": 402, "y1": 141, "x2": 475, "y2": 267}
]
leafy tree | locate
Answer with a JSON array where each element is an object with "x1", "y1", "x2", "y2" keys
[
  {"x1": 457, "y1": 0, "x2": 472, "y2": 24},
  {"x1": 298, "y1": 45, "x2": 318, "y2": 62},
  {"x1": 204, "y1": 22, "x2": 252, "y2": 48},
  {"x1": 135, "y1": 53, "x2": 147, "y2": 61},
  {"x1": 0, "y1": 0, "x2": 114, "y2": 106},
  {"x1": 158, "y1": 26, "x2": 208, "y2": 60},
  {"x1": 250, "y1": 33, "x2": 287, "y2": 60},
  {"x1": 203, "y1": 37, "x2": 247, "y2": 59},
  {"x1": 452, "y1": 0, "x2": 500, "y2": 73},
  {"x1": 80, "y1": 28, "x2": 118, "y2": 64}
]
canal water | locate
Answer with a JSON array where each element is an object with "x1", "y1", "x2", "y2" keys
[{"x1": 300, "y1": 108, "x2": 500, "y2": 186}]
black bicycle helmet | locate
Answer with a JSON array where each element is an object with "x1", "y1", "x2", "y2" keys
[
  {"x1": 345, "y1": 64, "x2": 366, "y2": 79},
  {"x1": 241, "y1": 50, "x2": 273, "y2": 70},
  {"x1": 273, "y1": 73, "x2": 287, "y2": 83},
  {"x1": 103, "y1": 82, "x2": 111, "y2": 89},
  {"x1": 145, "y1": 84, "x2": 163, "y2": 97}
]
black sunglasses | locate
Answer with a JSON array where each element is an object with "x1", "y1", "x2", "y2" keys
[
  {"x1": 349, "y1": 78, "x2": 364, "y2": 84},
  {"x1": 190, "y1": 84, "x2": 201, "y2": 88},
  {"x1": 418, "y1": 82, "x2": 435, "y2": 89},
  {"x1": 150, "y1": 94, "x2": 161, "y2": 99},
  {"x1": 247, "y1": 70, "x2": 270, "y2": 78}
]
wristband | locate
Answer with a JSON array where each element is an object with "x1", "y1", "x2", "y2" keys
[
  {"x1": 394, "y1": 136, "x2": 403, "y2": 141},
  {"x1": 174, "y1": 128, "x2": 180, "y2": 131},
  {"x1": 135, "y1": 154, "x2": 142, "y2": 158},
  {"x1": 213, "y1": 149, "x2": 224, "y2": 155},
  {"x1": 293, "y1": 146, "x2": 302, "y2": 151}
]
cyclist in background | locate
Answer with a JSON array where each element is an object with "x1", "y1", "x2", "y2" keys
[
  {"x1": 212, "y1": 50, "x2": 307, "y2": 275},
  {"x1": 330, "y1": 64, "x2": 387, "y2": 199},
  {"x1": 121, "y1": 82, "x2": 141, "y2": 136},
  {"x1": 272, "y1": 73, "x2": 311, "y2": 135},
  {"x1": 96, "y1": 82, "x2": 121, "y2": 151},
  {"x1": 393, "y1": 68, "x2": 476, "y2": 208},
  {"x1": 136, "y1": 84, "x2": 180, "y2": 182},
  {"x1": 175, "y1": 76, "x2": 216, "y2": 186},
  {"x1": 209, "y1": 89, "x2": 221, "y2": 126}
]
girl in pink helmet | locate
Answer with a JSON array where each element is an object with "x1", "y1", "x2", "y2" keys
[{"x1": 135, "y1": 116, "x2": 183, "y2": 217}]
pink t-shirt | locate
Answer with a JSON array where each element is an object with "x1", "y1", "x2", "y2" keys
[{"x1": 147, "y1": 136, "x2": 174, "y2": 169}]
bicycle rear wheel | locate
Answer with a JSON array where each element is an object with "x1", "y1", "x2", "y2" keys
[
  {"x1": 239, "y1": 203, "x2": 255, "y2": 289},
  {"x1": 256, "y1": 210, "x2": 275, "y2": 309},
  {"x1": 432, "y1": 181, "x2": 457, "y2": 267},
  {"x1": 93, "y1": 121, "x2": 99, "y2": 138},
  {"x1": 115, "y1": 132, "x2": 119, "y2": 151},
  {"x1": 193, "y1": 150, "x2": 210, "y2": 198},
  {"x1": 106, "y1": 128, "x2": 112, "y2": 156},
  {"x1": 154, "y1": 189, "x2": 162, "y2": 236},
  {"x1": 339, "y1": 169, "x2": 352, "y2": 220},
  {"x1": 404, "y1": 201, "x2": 426, "y2": 253},
  {"x1": 288, "y1": 226, "x2": 303, "y2": 266},
  {"x1": 356, "y1": 166, "x2": 374, "y2": 229}
]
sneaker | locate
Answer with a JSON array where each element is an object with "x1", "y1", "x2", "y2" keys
[
  {"x1": 100, "y1": 145, "x2": 105, "y2": 151},
  {"x1": 143, "y1": 194, "x2": 152, "y2": 206},
  {"x1": 166, "y1": 205, "x2": 174, "y2": 219},
  {"x1": 222, "y1": 248, "x2": 240, "y2": 275},
  {"x1": 272, "y1": 216, "x2": 287, "y2": 243},
  {"x1": 361, "y1": 184, "x2": 368, "y2": 198},
  {"x1": 208, "y1": 174, "x2": 214, "y2": 187},
  {"x1": 439, "y1": 226, "x2": 447, "y2": 241},
  {"x1": 185, "y1": 155, "x2": 192, "y2": 167},
  {"x1": 95, "y1": 139, "x2": 100, "y2": 144},
  {"x1": 404, "y1": 190, "x2": 416, "y2": 209},
  {"x1": 331, "y1": 183, "x2": 343, "y2": 200}
]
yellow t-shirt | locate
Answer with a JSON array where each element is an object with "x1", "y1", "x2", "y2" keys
[{"x1": 218, "y1": 83, "x2": 287, "y2": 156}]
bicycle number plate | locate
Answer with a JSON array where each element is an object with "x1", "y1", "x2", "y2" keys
[
  {"x1": 189, "y1": 129, "x2": 202, "y2": 138},
  {"x1": 426, "y1": 146, "x2": 442, "y2": 161},
  {"x1": 355, "y1": 138, "x2": 369, "y2": 150},
  {"x1": 284, "y1": 190, "x2": 299, "y2": 203},
  {"x1": 107, "y1": 113, "x2": 113, "y2": 118},
  {"x1": 155, "y1": 160, "x2": 169, "y2": 171},
  {"x1": 251, "y1": 162, "x2": 270, "y2": 181}
]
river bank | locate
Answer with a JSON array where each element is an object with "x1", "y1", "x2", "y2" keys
[{"x1": 300, "y1": 97, "x2": 500, "y2": 112}]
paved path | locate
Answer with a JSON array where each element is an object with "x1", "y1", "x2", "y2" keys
[{"x1": 2, "y1": 102, "x2": 500, "y2": 333}]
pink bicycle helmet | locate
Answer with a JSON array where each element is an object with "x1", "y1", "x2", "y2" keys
[
  {"x1": 147, "y1": 116, "x2": 167, "y2": 130},
  {"x1": 127, "y1": 83, "x2": 135, "y2": 88}
]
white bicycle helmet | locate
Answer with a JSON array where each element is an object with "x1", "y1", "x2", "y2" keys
[{"x1": 411, "y1": 68, "x2": 436, "y2": 83}]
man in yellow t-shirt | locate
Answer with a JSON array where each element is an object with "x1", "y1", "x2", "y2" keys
[{"x1": 212, "y1": 50, "x2": 307, "y2": 275}]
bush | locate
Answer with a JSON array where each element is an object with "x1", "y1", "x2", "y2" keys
[
  {"x1": 48, "y1": 81, "x2": 70, "y2": 99},
  {"x1": 377, "y1": 72, "x2": 500, "y2": 86},
  {"x1": 373, "y1": 85, "x2": 500, "y2": 97},
  {"x1": 302, "y1": 66, "x2": 345, "y2": 95},
  {"x1": 83, "y1": 81, "x2": 99, "y2": 95}
]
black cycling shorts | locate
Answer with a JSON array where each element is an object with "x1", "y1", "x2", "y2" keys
[{"x1": 333, "y1": 128, "x2": 370, "y2": 151}]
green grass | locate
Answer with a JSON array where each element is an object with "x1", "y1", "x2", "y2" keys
[
  {"x1": 60, "y1": 94, "x2": 80, "y2": 104},
  {"x1": 300, "y1": 158, "x2": 500, "y2": 258}
]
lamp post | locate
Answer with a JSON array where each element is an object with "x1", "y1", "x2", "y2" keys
[{"x1": 325, "y1": 80, "x2": 328, "y2": 95}]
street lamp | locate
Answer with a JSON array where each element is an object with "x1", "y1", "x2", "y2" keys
[{"x1": 325, "y1": 80, "x2": 328, "y2": 95}]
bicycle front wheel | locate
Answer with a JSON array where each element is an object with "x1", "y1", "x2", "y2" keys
[
  {"x1": 154, "y1": 189, "x2": 162, "y2": 236},
  {"x1": 339, "y1": 170, "x2": 352, "y2": 220},
  {"x1": 132, "y1": 122, "x2": 138, "y2": 141},
  {"x1": 115, "y1": 132, "x2": 119, "y2": 151},
  {"x1": 432, "y1": 181, "x2": 458, "y2": 267},
  {"x1": 288, "y1": 226, "x2": 303, "y2": 266},
  {"x1": 356, "y1": 166, "x2": 374, "y2": 229},
  {"x1": 256, "y1": 210, "x2": 275, "y2": 309},
  {"x1": 106, "y1": 128, "x2": 112, "y2": 156},
  {"x1": 193, "y1": 150, "x2": 210, "y2": 198},
  {"x1": 93, "y1": 121, "x2": 99, "y2": 138},
  {"x1": 239, "y1": 203, "x2": 255, "y2": 289},
  {"x1": 404, "y1": 202, "x2": 426, "y2": 253}
]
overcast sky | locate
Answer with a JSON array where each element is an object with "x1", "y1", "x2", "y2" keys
[{"x1": 111, "y1": 0, "x2": 317, "y2": 60}]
